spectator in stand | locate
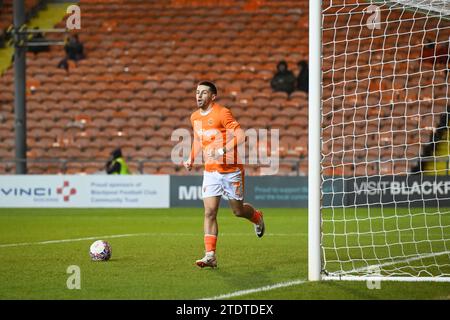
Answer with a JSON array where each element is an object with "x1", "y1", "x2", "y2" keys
[
  {"x1": 296, "y1": 60, "x2": 309, "y2": 93},
  {"x1": 436, "y1": 40, "x2": 450, "y2": 66},
  {"x1": 422, "y1": 39, "x2": 450, "y2": 68},
  {"x1": 105, "y1": 148, "x2": 131, "y2": 175},
  {"x1": 57, "y1": 34, "x2": 86, "y2": 71},
  {"x1": 66, "y1": 34, "x2": 85, "y2": 61},
  {"x1": 422, "y1": 41, "x2": 437, "y2": 66},
  {"x1": 270, "y1": 60, "x2": 297, "y2": 96}
]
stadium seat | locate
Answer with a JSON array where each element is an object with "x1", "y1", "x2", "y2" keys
[{"x1": 142, "y1": 162, "x2": 160, "y2": 174}]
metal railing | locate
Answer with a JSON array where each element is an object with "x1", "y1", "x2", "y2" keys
[
  {"x1": 0, "y1": 158, "x2": 308, "y2": 175},
  {"x1": 2, "y1": 157, "x2": 449, "y2": 175}
]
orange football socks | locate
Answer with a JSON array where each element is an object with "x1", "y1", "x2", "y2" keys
[
  {"x1": 244, "y1": 203, "x2": 261, "y2": 224},
  {"x1": 204, "y1": 234, "x2": 217, "y2": 253},
  {"x1": 250, "y1": 210, "x2": 262, "y2": 224}
]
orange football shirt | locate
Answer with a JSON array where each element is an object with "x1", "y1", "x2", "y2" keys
[{"x1": 190, "y1": 103, "x2": 244, "y2": 173}]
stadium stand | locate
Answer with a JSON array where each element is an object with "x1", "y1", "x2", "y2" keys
[
  {"x1": 0, "y1": 0, "x2": 307, "y2": 175},
  {"x1": 0, "y1": 0, "x2": 447, "y2": 176}
]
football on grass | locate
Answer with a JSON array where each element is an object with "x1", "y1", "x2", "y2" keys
[{"x1": 89, "y1": 240, "x2": 112, "y2": 261}]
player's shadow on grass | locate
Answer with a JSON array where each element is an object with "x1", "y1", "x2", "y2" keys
[{"x1": 213, "y1": 266, "x2": 276, "y2": 289}]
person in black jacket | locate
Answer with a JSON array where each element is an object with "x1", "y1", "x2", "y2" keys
[
  {"x1": 296, "y1": 60, "x2": 309, "y2": 93},
  {"x1": 65, "y1": 34, "x2": 85, "y2": 61},
  {"x1": 57, "y1": 34, "x2": 86, "y2": 70},
  {"x1": 270, "y1": 60, "x2": 297, "y2": 95},
  {"x1": 105, "y1": 148, "x2": 131, "y2": 175}
]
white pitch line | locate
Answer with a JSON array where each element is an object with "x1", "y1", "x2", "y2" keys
[
  {"x1": 0, "y1": 233, "x2": 153, "y2": 248},
  {"x1": 327, "y1": 250, "x2": 450, "y2": 279},
  {"x1": 349, "y1": 250, "x2": 450, "y2": 274},
  {"x1": 200, "y1": 279, "x2": 307, "y2": 300},
  {"x1": 0, "y1": 232, "x2": 303, "y2": 248},
  {"x1": 202, "y1": 251, "x2": 450, "y2": 300}
]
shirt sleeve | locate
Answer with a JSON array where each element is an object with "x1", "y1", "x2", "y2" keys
[
  {"x1": 220, "y1": 108, "x2": 240, "y2": 130},
  {"x1": 220, "y1": 107, "x2": 245, "y2": 152}
]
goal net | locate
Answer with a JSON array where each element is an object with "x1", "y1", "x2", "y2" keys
[{"x1": 312, "y1": 0, "x2": 450, "y2": 281}]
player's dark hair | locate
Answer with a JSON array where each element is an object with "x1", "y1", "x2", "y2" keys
[{"x1": 198, "y1": 81, "x2": 218, "y2": 95}]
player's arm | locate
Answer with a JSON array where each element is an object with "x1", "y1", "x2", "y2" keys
[
  {"x1": 184, "y1": 118, "x2": 202, "y2": 171},
  {"x1": 189, "y1": 131, "x2": 202, "y2": 161},
  {"x1": 106, "y1": 161, "x2": 121, "y2": 174},
  {"x1": 219, "y1": 108, "x2": 245, "y2": 156}
]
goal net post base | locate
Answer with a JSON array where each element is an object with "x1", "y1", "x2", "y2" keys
[{"x1": 322, "y1": 276, "x2": 450, "y2": 283}]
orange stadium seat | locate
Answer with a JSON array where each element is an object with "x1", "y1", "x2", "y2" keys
[{"x1": 142, "y1": 162, "x2": 159, "y2": 174}]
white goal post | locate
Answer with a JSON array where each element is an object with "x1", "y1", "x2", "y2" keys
[{"x1": 309, "y1": 0, "x2": 450, "y2": 282}]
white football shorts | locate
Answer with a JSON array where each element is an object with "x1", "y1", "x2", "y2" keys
[{"x1": 202, "y1": 169, "x2": 244, "y2": 201}]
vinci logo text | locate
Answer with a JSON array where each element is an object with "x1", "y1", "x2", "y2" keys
[{"x1": 0, "y1": 188, "x2": 52, "y2": 196}]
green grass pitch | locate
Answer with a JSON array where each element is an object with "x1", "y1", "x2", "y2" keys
[{"x1": 0, "y1": 208, "x2": 449, "y2": 300}]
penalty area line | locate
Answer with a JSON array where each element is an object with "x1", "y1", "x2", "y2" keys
[
  {"x1": 0, "y1": 232, "x2": 303, "y2": 248},
  {"x1": 0, "y1": 233, "x2": 154, "y2": 248},
  {"x1": 200, "y1": 279, "x2": 307, "y2": 300}
]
